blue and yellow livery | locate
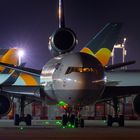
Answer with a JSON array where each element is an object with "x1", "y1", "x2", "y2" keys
[{"x1": 81, "y1": 23, "x2": 122, "y2": 66}]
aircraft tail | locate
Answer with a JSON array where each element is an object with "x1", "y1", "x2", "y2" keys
[
  {"x1": 1, "y1": 63, "x2": 26, "y2": 85},
  {"x1": 81, "y1": 23, "x2": 122, "y2": 66},
  {"x1": 59, "y1": 0, "x2": 65, "y2": 28},
  {"x1": 0, "y1": 48, "x2": 19, "y2": 72}
]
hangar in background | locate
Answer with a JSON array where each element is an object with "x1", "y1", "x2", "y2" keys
[{"x1": 1, "y1": 40, "x2": 140, "y2": 121}]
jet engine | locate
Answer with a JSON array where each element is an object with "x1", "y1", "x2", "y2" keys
[
  {"x1": 48, "y1": 28, "x2": 77, "y2": 56},
  {"x1": 133, "y1": 95, "x2": 140, "y2": 115},
  {"x1": 0, "y1": 94, "x2": 12, "y2": 115}
]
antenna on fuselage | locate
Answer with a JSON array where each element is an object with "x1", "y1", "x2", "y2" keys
[{"x1": 59, "y1": 0, "x2": 65, "y2": 28}]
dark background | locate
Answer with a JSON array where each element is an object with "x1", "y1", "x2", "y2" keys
[{"x1": 0, "y1": 0, "x2": 140, "y2": 69}]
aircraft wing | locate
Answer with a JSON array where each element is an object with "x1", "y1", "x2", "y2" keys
[
  {"x1": 101, "y1": 86, "x2": 140, "y2": 100},
  {"x1": 0, "y1": 62, "x2": 41, "y2": 77},
  {"x1": 0, "y1": 62, "x2": 42, "y2": 101},
  {"x1": 0, "y1": 85, "x2": 43, "y2": 102},
  {"x1": 100, "y1": 70, "x2": 140, "y2": 100}
]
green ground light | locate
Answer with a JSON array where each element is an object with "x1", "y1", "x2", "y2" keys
[
  {"x1": 61, "y1": 122, "x2": 75, "y2": 129},
  {"x1": 19, "y1": 126, "x2": 24, "y2": 131},
  {"x1": 62, "y1": 126, "x2": 66, "y2": 129},
  {"x1": 56, "y1": 121, "x2": 62, "y2": 125},
  {"x1": 118, "y1": 107, "x2": 120, "y2": 112},
  {"x1": 58, "y1": 101, "x2": 68, "y2": 106},
  {"x1": 44, "y1": 121, "x2": 49, "y2": 125}
]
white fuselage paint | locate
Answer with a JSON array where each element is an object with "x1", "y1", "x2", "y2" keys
[{"x1": 41, "y1": 52, "x2": 105, "y2": 106}]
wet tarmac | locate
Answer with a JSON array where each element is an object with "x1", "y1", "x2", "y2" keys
[{"x1": 0, "y1": 120, "x2": 140, "y2": 140}]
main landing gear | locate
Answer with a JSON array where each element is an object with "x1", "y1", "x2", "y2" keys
[
  {"x1": 107, "y1": 97, "x2": 124, "y2": 127},
  {"x1": 14, "y1": 96, "x2": 32, "y2": 126},
  {"x1": 62, "y1": 106, "x2": 85, "y2": 128}
]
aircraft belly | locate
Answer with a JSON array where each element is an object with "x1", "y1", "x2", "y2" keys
[
  {"x1": 53, "y1": 89, "x2": 102, "y2": 106},
  {"x1": 52, "y1": 69, "x2": 105, "y2": 106}
]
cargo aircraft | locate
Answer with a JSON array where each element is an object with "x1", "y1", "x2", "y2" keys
[{"x1": 0, "y1": 0, "x2": 139, "y2": 128}]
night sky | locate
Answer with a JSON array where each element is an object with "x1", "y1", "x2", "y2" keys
[{"x1": 0, "y1": 0, "x2": 140, "y2": 69}]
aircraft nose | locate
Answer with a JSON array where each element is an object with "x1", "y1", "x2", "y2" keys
[{"x1": 53, "y1": 52, "x2": 105, "y2": 106}]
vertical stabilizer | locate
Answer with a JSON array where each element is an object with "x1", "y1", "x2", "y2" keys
[
  {"x1": 59, "y1": 0, "x2": 65, "y2": 28},
  {"x1": 0, "y1": 48, "x2": 19, "y2": 72},
  {"x1": 81, "y1": 23, "x2": 122, "y2": 66},
  {"x1": 1, "y1": 63, "x2": 26, "y2": 85}
]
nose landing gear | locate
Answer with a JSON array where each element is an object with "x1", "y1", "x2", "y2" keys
[{"x1": 62, "y1": 106, "x2": 85, "y2": 128}]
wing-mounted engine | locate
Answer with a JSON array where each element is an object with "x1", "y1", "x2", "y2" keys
[
  {"x1": 0, "y1": 94, "x2": 12, "y2": 116},
  {"x1": 48, "y1": 28, "x2": 77, "y2": 56}
]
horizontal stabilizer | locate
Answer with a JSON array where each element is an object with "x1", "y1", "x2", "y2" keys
[{"x1": 105, "y1": 60, "x2": 136, "y2": 71}]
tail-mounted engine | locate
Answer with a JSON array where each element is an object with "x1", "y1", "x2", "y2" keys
[
  {"x1": 48, "y1": 28, "x2": 77, "y2": 56},
  {"x1": 48, "y1": 0, "x2": 78, "y2": 56}
]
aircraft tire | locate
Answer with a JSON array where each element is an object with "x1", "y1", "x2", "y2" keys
[
  {"x1": 107, "y1": 115, "x2": 113, "y2": 127},
  {"x1": 62, "y1": 114, "x2": 68, "y2": 126},
  {"x1": 118, "y1": 115, "x2": 124, "y2": 127},
  {"x1": 80, "y1": 118, "x2": 84, "y2": 128},
  {"x1": 74, "y1": 118, "x2": 79, "y2": 128},
  {"x1": 69, "y1": 114, "x2": 75, "y2": 125},
  {"x1": 14, "y1": 114, "x2": 20, "y2": 126},
  {"x1": 26, "y1": 114, "x2": 32, "y2": 126}
]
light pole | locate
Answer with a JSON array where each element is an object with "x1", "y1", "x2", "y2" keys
[
  {"x1": 16, "y1": 48, "x2": 24, "y2": 115},
  {"x1": 111, "y1": 38, "x2": 127, "y2": 69},
  {"x1": 17, "y1": 49, "x2": 24, "y2": 65}
]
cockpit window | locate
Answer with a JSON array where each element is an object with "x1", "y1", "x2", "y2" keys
[
  {"x1": 55, "y1": 63, "x2": 61, "y2": 70},
  {"x1": 65, "y1": 67, "x2": 97, "y2": 74}
]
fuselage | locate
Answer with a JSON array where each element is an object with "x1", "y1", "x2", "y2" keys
[{"x1": 41, "y1": 52, "x2": 105, "y2": 106}]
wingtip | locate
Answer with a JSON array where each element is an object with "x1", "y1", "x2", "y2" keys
[{"x1": 107, "y1": 22, "x2": 123, "y2": 28}]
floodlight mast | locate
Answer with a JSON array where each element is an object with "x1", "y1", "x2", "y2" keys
[{"x1": 17, "y1": 49, "x2": 24, "y2": 65}]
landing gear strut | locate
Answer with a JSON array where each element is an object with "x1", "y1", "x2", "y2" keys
[
  {"x1": 14, "y1": 96, "x2": 32, "y2": 126},
  {"x1": 62, "y1": 106, "x2": 85, "y2": 128},
  {"x1": 107, "y1": 97, "x2": 124, "y2": 127}
]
